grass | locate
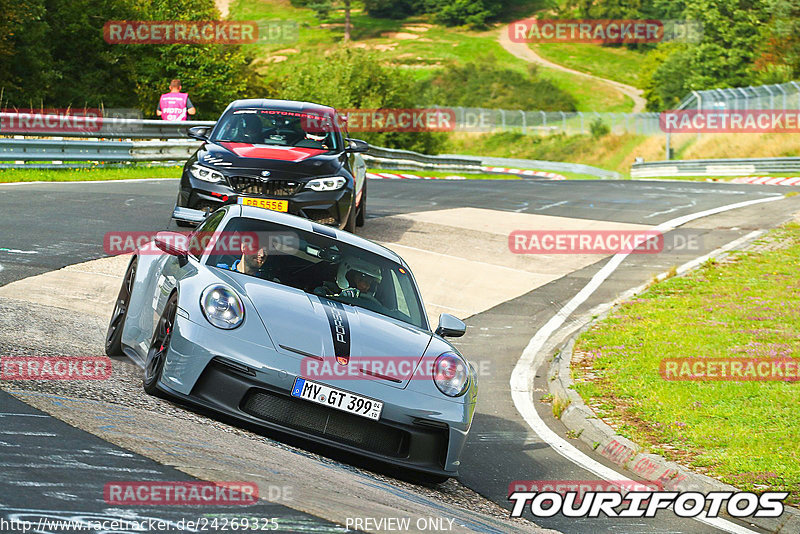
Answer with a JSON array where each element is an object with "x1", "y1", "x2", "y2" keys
[
  {"x1": 0, "y1": 165, "x2": 181, "y2": 183},
  {"x1": 444, "y1": 131, "x2": 647, "y2": 172},
  {"x1": 230, "y1": 1, "x2": 633, "y2": 112},
  {"x1": 572, "y1": 223, "x2": 800, "y2": 505},
  {"x1": 531, "y1": 43, "x2": 648, "y2": 89}
]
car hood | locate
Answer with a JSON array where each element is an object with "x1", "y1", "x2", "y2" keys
[
  {"x1": 240, "y1": 279, "x2": 433, "y2": 389},
  {"x1": 200, "y1": 142, "x2": 344, "y2": 179}
]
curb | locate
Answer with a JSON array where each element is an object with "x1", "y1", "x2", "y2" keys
[{"x1": 545, "y1": 246, "x2": 800, "y2": 533}]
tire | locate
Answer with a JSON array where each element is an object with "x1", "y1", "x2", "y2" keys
[
  {"x1": 105, "y1": 257, "x2": 137, "y2": 357},
  {"x1": 143, "y1": 293, "x2": 177, "y2": 398},
  {"x1": 355, "y1": 181, "x2": 366, "y2": 227},
  {"x1": 344, "y1": 194, "x2": 357, "y2": 233}
]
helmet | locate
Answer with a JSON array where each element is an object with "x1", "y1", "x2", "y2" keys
[{"x1": 336, "y1": 257, "x2": 382, "y2": 291}]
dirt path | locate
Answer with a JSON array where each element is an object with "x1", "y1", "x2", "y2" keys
[
  {"x1": 498, "y1": 25, "x2": 647, "y2": 112},
  {"x1": 215, "y1": 0, "x2": 230, "y2": 18}
]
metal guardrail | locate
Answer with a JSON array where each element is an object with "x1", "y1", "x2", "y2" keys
[
  {"x1": 363, "y1": 146, "x2": 487, "y2": 172},
  {"x1": 0, "y1": 139, "x2": 201, "y2": 163},
  {"x1": 0, "y1": 113, "x2": 216, "y2": 139},
  {"x1": 631, "y1": 157, "x2": 800, "y2": 177},
  {"x1": 0, "y1": 137, "x2": 618, "y2": 178}
]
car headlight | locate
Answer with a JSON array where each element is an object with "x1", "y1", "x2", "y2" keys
[
  {"x1": 200, "y1": 285, "x2": 244, "y2": 329},
  {"x1": 305, "y1": 176, "x2": 346, "y2": 191},
  {"x1": 190, "y1": 163, "x2": 225, "y2": 183},
  {"x1": 433, "y1": 352, "x2": 470, "y2": 397}
]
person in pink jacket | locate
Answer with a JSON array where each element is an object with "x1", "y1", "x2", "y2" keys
[{"x1": 157, "y1": 79, "x2": 196, "y2": 121}]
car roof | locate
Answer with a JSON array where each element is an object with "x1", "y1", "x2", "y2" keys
[
  {"x1": 229, "y1": 205, "x2": 404, "y2": 264},
  {"x1": 226, "y1": 99, "x2": 336, "y2": 116}
]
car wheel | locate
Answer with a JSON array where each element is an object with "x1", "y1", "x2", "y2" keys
[
  {"x1": 105, "y1": 257, "x2": 137, "y2": 357},
  {"x1": 356, "y1": 181, "x2": 366, "y2": 227},
  {"x1": 143, "y1": 293, "x2": 177, "y2": 397},
  {"x1": 344, "y1": 195, "x2": 357, "y2": 233}
]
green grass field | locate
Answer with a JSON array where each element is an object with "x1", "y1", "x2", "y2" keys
[
  {"x1": 531, "y1": 43, "x2": 648, "y2": 89},
  {"x1": 230, "y1": 1, "x2": 634, "y2": 112},
  {"x1": 0, "y1": 166, "x2": 181, "y2": 183},
  {"x1": 572, "y1": 223, "x2": 800, "y2": 505}
]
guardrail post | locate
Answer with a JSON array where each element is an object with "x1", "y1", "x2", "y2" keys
[{"x1": 764, "y1": 85, "x2": 775, "y2": 109}]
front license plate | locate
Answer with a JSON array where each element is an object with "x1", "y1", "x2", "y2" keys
[
  {"x1": 238, "y1": 197, "x2": 289, "y2": 212},
  {"x1": 291, "y1": 378, "x2": 383, "y2": 421}
]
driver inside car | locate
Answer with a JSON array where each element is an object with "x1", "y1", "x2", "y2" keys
[
  {"x1": 239, "y1": 114, "x2": 263, "y2": 144},
  {"x1": 314, "y1": 257, "x2": 382, "y2": 303},
  {"x1": 218, "y1": 241, "x2": 280, "y2": 282}
]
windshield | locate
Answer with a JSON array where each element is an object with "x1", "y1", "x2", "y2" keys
[
  {"x1": 211, "y1": 108, "x2": 340, "y2": 152},
  {"x1": 205, "y1": 217, "x2": 428, "y2": 330}
]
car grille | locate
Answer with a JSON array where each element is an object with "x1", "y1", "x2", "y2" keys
[
  {"x1": 241, "y1": 389, "x2": 409, "y2": 458},
  {"x1": 228, "y1": 175, "x2": 303, "y2": 197}
]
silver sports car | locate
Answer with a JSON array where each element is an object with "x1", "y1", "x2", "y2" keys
[{"x1": 105, "y1": 204, "x2": 478, "y2": 480}]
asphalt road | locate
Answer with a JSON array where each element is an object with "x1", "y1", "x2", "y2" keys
[
  {"x1": 0, "y1": 177, "x2": 797, "y2": 534},
  {"x1": 0, "y1": 390, "x2": 350, "y2": 534}
]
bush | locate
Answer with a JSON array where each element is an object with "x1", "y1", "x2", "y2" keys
[
  {"x1": 421, "y1": 56, "x2": 577, "y2": 111},
  {"x1": 272, "y1": 48, "x2": 446, "y2": 153},
  {"x1": 589, "y1": 118, "x2": 610, "y2": 138}
]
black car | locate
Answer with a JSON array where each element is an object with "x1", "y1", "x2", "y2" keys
[{"x1": 172, "y1": 99, "x2": 369, "y2": 231}]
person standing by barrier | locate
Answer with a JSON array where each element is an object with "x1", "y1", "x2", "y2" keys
[{"x1": 157, "y1": 79, "x2": 196, "y2": 121}]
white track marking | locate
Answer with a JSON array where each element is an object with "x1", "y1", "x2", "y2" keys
[
  {"x1": 535, "y1": 200, "x2": 568, "y2": 211},
  {"x1": 511, "y1": 195, "x2": 783, "y2": 534},
  {"x1": 0, "y1": 248, "x2": 38, "y2": 254},
  {"x1": 644, "y1": 200, "x2": 697, "y2": 219}
]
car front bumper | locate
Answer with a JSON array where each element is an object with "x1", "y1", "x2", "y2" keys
[
  {"x1": 159, "y1": 314, "x2": 476, "y2": 477},
  {"x1": 174, "y1": 172, "x2": 353, "y2": 228}
]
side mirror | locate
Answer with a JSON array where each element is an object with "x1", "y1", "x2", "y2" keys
[
  {"x1": 154, "y1": 231, "x2": 189, "y2": 267},
  {"x1": 345, "y1": 138, "x2": 370, "y2": 153},
  {"x1": 188, "y1": 126, "x2": 211, "y2": 141},
  {"x1": 435, "y1": 313, "x2": 466, "y2": 338}
]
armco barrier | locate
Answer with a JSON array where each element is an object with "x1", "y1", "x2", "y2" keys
[
  {"x1": 0, "y1": 113, "x2": 215, "y2": 139},
  {"x1": 631, "y1": 157, "x2": 800, "y2": 177},
  {"x1": 0, "y1": 137, "x2": 617, "y2": 178}
]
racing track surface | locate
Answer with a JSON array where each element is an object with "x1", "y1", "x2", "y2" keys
[{"x1": 1, "y1": 177, "x2": 799, "y2": 534}]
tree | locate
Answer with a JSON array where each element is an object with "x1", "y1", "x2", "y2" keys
[
  {"x1": 640, "y1": 0, "x2": 773, "y2": 110},
  {"x1": 274, "y1": 47, "x2": 446, "y2": 153},
  {"x1": 0, "y1": 0, "x2": 53, "y2": 105}
]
